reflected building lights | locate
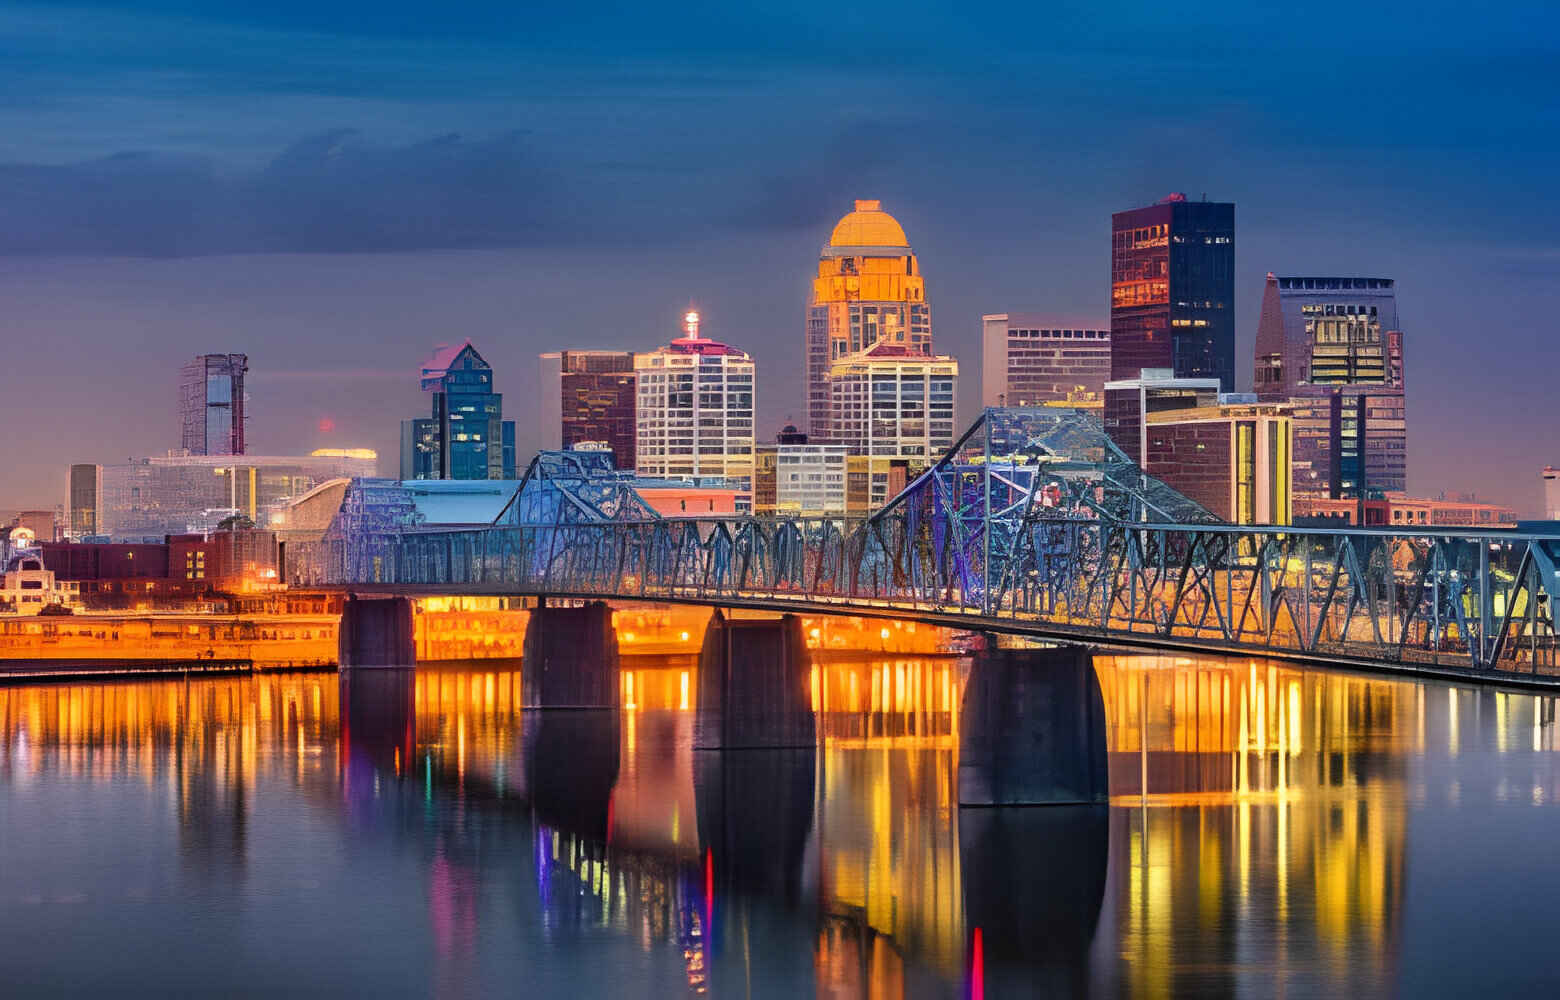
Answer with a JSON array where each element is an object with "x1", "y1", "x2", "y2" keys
[{"x1": 9, "y1": 648, "x2": 1560, "y2": 996}]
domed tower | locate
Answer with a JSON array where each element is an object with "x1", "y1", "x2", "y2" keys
[{"x1": 805, "y1": 200, "x2": 931, "y2": 441}]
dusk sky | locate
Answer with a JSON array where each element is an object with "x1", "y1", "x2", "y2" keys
[{"x1": 1, "y1": 2, "x2": 1556, "y2": 512}]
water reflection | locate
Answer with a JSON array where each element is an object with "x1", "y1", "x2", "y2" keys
[{"x1": 6, "y1": 651, "x2": 1560, "y2": 996}]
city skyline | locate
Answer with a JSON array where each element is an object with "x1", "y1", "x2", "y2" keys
[{"x1": 0, "y1": 3, "x2": 1555, "y2": 514}]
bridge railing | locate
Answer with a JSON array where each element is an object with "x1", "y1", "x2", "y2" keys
[{"x1": 289, "y1": 517, "x2": 1559, "y2": 677}]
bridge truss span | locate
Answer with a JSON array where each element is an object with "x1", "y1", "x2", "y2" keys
[{"x1": 290, "y1": 409, "x2": 1560, "y2": 681}]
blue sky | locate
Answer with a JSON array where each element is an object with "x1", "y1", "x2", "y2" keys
[{"x1": 0, "y1": 2, "x2": 1556, "y2": 510}]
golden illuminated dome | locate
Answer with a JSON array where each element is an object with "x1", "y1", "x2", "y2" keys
[{"x1": 829, "y1": 199, "x2": 909, "y2": 248}]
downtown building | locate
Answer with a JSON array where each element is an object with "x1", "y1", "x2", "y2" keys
[
  {"x1": 179, "y1": 353, "x2": 248, "y2": 456},
  {"x1": 1103, "y1": 371, "x2": 1293, "y2": 525},
  {"x1": 753, "y1": 425, "x2": 882, "y2": 519},
  {"x1": 1253, "y1": 274, "x2": 1407, "y2": 499},
  {"x1": 634, "y1": 311, "x2": 756, "y2": 509},
  {"x1": 828, "y1": 343, "x2": 958, "y2": 508},
  {"x1": 1111, "y1": 194, "x2": 1235, "y2": 391},
  {"x1": 97, "y1": 450, "x2": 377, "y2": 541},
  {"x1": 537, "y1": 350, "x2": 638, "y2": 472},
  {"x1": 981, "y1": 315, "x2": 1110, "y2": 410},
  {"x1": 1142, "y1": 402, "x2": 1294, "y2": 525},
  {"x1": 69, "y1": 463, "x2": 100, "y2": 538},
  {"x1": 399, "y1": 341, "x2": 517, "y2": 481},
  {"x1": 1545, "y1": 467, "x2": 1560, "y2": 520},
  {"x1": 806, "y1": 200, "x2": 932, "y2": 441}
]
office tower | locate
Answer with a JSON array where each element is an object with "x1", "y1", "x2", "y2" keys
[
  {"x1": 1544, "y1": 467, "x2": 1560, "y2": 520},
  {"x1": 1102, "y1": 370, "x2": 1221, "y2": 467},
  {"x1": 806, "y1": 199, "x2": 931, "y2": 440},
  {"x1": 1253, "y1": 274, "x2": 1402, "y2": 399},
  {"x1": 1141, "y1": 402, "x2": 1293, "y2": 524},
  {"x1": 1110, "y1": 194, "x2": 1235, "y2": 390},
  {"x1": 179, "y1": 353, "x2": 248, "y2": 456},
  {"x1": 1285, "y1": 387, "x2": 1406, "y2": 500},
  {"x1": 828, "y1": 343, "x2": 958, "y2": 507},
  {"x1": 538, "y1": 350, "x2": 638, "y2": 471},
  {"x1": 634, "y1": 311, "x2": 756, "y2": 507},
  {"x1": 1253, "y1": 275, "x2": 1408, "y2": 499},
  {"x1": 69, "y1": 464, "x2": 100, "y2": 538},
  {"x1": 981, "y1": 315, "x2": 1111, "y2": 408},
  {"x1": 399, "y1": 341, "x2": 517, "y2": 481}
]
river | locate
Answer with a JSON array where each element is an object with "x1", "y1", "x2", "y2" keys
[{"x1": 3, "y1": 647, "x2": 1560, "y2": 996}]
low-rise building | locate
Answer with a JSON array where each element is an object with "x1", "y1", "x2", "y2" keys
[
  {"x1": 1143, "y1": 402, "x2": 1293, "y2": 525},
  {"x1": 98, "y1": 451, "x2": 376, "y2": 541},
  {"x1": 1293, "y1": 494, "x2": 1518, "y2": 529},
  {"x1": 1102, "y1": 370, "x2": 1222, "y2": 467},
  {"x1": 0, "y1": 555, "x2": 80, "y2": 613}
]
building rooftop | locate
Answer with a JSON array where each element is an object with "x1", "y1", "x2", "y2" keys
[
  {"x1": 659, "y1": 310, "x2": 749, "y2": 357},
  {"x1": 827, "y1": 199, "x2": 908, "y2": 249}
]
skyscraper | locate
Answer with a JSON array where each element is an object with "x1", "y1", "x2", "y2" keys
[
  {"x1": 1253, "y1": 275, "x2": 1407, "y2": 499},
  {"x1": 806, "y1": 200, "x2": 931, "y2": 440},
  {"x1": 981, "y1": 315, "x2": 1110, "y2": 408},
  {"x1": 538, "y1": 350, "x2": 638, "y2": 470},
  {"x1": 1253, "y1": 274, "x2": 1401, "y2": 400},
  {"x1": 1110, "y1": 194, "x2": 1235, "y2": 391},
  {"x1": 179, "y1": 353, "x2": 247, "y2": 456},
  {"x1": 1543, "y1": 467, "x2": 1559, "y2": 520},
  {"x1": 68, "y1": 464, "x2": 99, "y2": 538},
  {"x1": 634, "y1": 311, "x2": 756, "y2": 508},
  {"x1": 398, "y1": 341, "x2": 517, "y2": 481},
  {"x1": 827, "y1": 343, "x2": 958, "y2": 507}
]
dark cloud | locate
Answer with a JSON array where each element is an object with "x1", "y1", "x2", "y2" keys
[{"x1": 0, "y1": 130, "x2": 567, "y2": 256}]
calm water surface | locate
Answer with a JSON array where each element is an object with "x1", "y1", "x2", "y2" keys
[{"x1": 4, "y1": 651, "x2": 1560, "y2": 997}]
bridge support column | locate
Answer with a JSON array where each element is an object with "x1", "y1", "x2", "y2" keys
[
  {"x1": 696, "y1": 611, "x2": 816, "y2": 750},
  {"x1": 958, "y1": 645, "x2": 1108, "y2": 806},
  {"x1": 522, "y1": 600, "x2": 620, "y2": 708},
  {"x1": 338, "y1": 596, "x2": 416, "y2": 668}
]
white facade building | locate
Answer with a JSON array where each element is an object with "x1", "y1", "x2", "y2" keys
[
  {"x1": 1544, "y1": 466, "x2": 1560, "y2": 520},
  {"x1": 775, "y1": 444, "x2": 850, "y2": 516},
  {"x1": 828, "y1": 343, "x2": 958, "y2": 506},
  {"x1": 634, "y1": 312, "x2": 756, "y2": 509},
  {"x1": 1, "y1": 556, "x2": 80, "y2": 613}
]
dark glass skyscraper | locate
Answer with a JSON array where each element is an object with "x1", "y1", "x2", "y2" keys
[
  {"x1": 178, "y1": 353, "x2": 247, "y2": 456},
  {"x1": 1110, "y1": 195, "x2": 1235, "y2": 391},
  {"x1": 546, "y1": 350, "x2": 638, "y2": 471},
  {"x1": 69, "y1": 463, "x2": 99, "y2": 538},
  {"x1": 399, "y1": 341, "x2": 517, "y2": 481}
]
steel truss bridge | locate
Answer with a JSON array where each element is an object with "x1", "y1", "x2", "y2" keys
[{"x1": 292, "y1": 409, "x2": 1560, "y2": 684}]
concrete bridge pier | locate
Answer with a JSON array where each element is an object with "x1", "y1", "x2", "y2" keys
[
  {"x1": 522, "y1": 600, "x2": 620, "y2": 709},
  {"x1": 958, "y1": 645, "x2": 1108, "y2": 806},
  {"x1": 695, "y1": 611, "x2": 816, "y2": 750},
  {"x1": 338, "y1": 596, "x2": 416, "y2": 667},
  {"x1": 520, "y1": 601, "x2": 621, "y2": 837}
]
